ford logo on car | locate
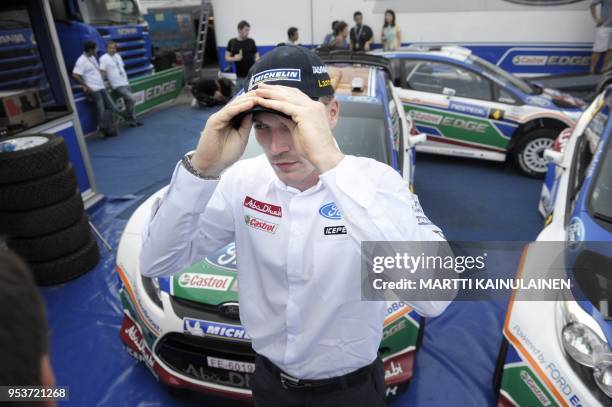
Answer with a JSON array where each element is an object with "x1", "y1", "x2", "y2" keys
[{"x1": 319, "y1": 202, "x2": 342, "y2": 220}]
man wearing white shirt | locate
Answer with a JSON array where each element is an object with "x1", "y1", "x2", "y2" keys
[
  {"x1": 72, "y1": 41, "x2": 115, "y2": 137},
  {"x1": 140, "y1": 45, "x2": 450, "y2": 406},
  {"x1": 100, "y1": 42, "x2": 142, "y2": 127}
]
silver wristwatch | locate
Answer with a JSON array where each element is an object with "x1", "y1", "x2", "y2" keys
[{"x1": 181, "y1": 153, "x2": 220, "y2": 180}]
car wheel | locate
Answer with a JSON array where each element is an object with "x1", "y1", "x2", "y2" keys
[
  {"x1": 31, "y1": 233, "x2": 100, "y2": 286},
  {"x1": 512, "y1": 129, "x2": 557, "y2": 178},
  {"x1": 0, "y1": 190, "x2": 84, "y2": 237},
  {"x1": 0, "y1": 164, "x2": 77, "y2": 211},
  {"x1": 0, "y1": 134, "x2": 69, "y2": 184},
  {"x1": 7, "y1": 214, "x2": 92, "y2": 262}
]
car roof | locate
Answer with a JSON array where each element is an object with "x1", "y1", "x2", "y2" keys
[
  {"x1": 373, "y1": 45, "x2": 472, "y2": 63},
  {"x1": 325, "y1": 64, "x2": 387, "y2": 103}
]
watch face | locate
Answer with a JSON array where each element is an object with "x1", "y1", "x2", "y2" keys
[{"x1": 502, "y1": 0, "x2": 583, "y2": 5}]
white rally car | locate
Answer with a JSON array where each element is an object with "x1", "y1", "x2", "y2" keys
[
  {"x1": 115, "y1": 53, "x2": 440, "y2": 401},
  {"x1": 374, "y1": 46, "x2": 585, "y2": 178}
]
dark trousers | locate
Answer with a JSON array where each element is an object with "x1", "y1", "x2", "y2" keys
[
  {"x1": 90, "y1": 90, "x2": 114, "y2": 134},
  {"x1": 250, "y1": 355, "x2": 386, "y2": 407},
  {"x1": 114, "y1": 85, "x2": 137, "y2": 122}
]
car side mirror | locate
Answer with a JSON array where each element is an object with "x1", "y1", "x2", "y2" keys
[
  {"x1": 410, "y1": 133, "x2": 427, "y2": 146},
  {"x1": 442, "y1": 87, "x2": 456, "y2": 98},
  {"x1": 544, "y1": 149, "x2": 564, "y2": 167}
]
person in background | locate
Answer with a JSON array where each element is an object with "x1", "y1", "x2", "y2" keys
[
  {"x1": 350, "y1": 11, "x2": 373, "y2": 52},
  {"x1": 287, "y1": 27, "x2": 299, "y2": 45},
  {"x1": 72, "y1": 41, "x2": 115, "y2": 138},
  {"x1": 330, "y1": 21, "x2": 349, "y2": 49},
  {"x1": 0, "y1": 248, "x2": 56, "y2": 405},
  {"x1": 590, "y1": 0, "x2": 612, "y2": 74},
  {"x1": 100, "y1": 41, "x2": 143, "y2": 127},
  {"x1": 191, "y1": 77, "x2": 234, "y2": 107},
  {"x1": 225, "y1": 20, "x2": 260, "y2": 91},
  {"x1": 382, "y1": 9, "x2": 401, "y2": 51},
  {"x1": 323, "y1": 20, "x2": 338, "y2": 46}
]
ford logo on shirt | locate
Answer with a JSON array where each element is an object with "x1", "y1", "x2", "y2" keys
[{"x1": 319, "y1": 202, "x2": 342, "y2": 220}]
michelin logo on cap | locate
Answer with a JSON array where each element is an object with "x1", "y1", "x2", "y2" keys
[{"x1": 248, "y1": 68, "x2": 301, "y2": 90}]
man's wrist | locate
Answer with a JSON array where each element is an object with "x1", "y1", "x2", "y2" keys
[
  {"x1": 182, "y1": 153, "x2": 221, "y2": 179},
  {"x1": 312, "y1": 149, "x2": 345, "y2": 174}
]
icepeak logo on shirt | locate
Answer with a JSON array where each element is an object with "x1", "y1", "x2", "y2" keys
[
  {"x1": 248, "y1": 68, "x2": 301, "y2": 90},
  {"x1": 319, "y1": 202, "x2": 342, "y2": 220},
  {"x1": 243, "y1": 196, "x2": 282, "y2": 217},
  {"x1": 244, "y1": 215, "x2": 278, "y2": 234}
]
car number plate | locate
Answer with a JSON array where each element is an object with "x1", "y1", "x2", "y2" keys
[{"x1": 206, "y1": 356, "x2": 255, "y2": 373}]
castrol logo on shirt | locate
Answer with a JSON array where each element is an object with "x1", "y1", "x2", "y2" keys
[
  {"x1": 244, "y1": 215, "x2": 278, "y2": 234},
  {"x1": 178, "y1": 273, "x2": 234, "y2": 291},
  {"x1": 243, "y1": 196, "x2": 282, "y2": 217}
]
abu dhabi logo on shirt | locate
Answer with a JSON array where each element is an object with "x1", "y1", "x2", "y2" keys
[
  {"x1": 319, "y1": 202, "x2": 342, "y2": 220},
  {"x1": 248, "y1": 68, "x2": 301, "y2": 90},
  {"x1": 244, "y1": 215, "x2": 278, "y2": 234},
  {"x1": 243, "y1": 196, "x2": 282, "y2": 217}
]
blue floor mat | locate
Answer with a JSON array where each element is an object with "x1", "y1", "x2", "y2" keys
[{"x1": 41, "y1": 102, "x2": 545, "y2": 406}]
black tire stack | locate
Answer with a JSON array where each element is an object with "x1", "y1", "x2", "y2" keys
[{"x1": 0, "y1": 134, "x2": 99, "y2": 285}]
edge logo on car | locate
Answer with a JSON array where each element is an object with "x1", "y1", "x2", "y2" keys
[
  {"x1": 178, "y1": 273, "x2": 233, "y2": 291},
  {"x1": 184, "y1": 318, "x2": 250, "y2": 340},
  {"x1": 244, "y1": 215, "x2": 278, "y2": 234},
  {"x1": 243, "y1": 196, "x2": 282, "y2": 217},
  {"x1": 319, "y1": 202, "x2": 342, "y2": 219}
]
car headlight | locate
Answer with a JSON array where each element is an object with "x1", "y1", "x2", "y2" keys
[
  {"x1": 594, "y1": 350, "x2": 612, "y2": 398},
  {"x1": 561, "y1": 321, "x2": 606, "y2": 367},
  {"x1": 141, "y1": 275, "x2": 163, "y2": 309}
]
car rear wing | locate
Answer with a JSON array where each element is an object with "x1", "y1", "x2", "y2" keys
[{"x1": 314, "y1": 49, "x2": 392, "y2": 76}]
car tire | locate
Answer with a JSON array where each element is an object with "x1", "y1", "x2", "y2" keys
[
  {"x1": 0, "y1": 164, "x2": 77, "y2": 211},
  {"x1": 31, "y1": 233, "x2": 100, "y2": 286},
  {"x1": 512, "y1": 129, "x2": 557, "y2": 178},
  {"x1": 0, "y1": 134, "x2": 69, "y2": 184},
  {"x1": 0, "y1": 190, "x2": 84, "y2": 237},
  {"x1": 7, "y1": 215, "x2": 92, "y2": 262}
]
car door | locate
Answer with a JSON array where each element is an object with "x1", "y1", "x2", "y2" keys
[{"x1": 395, "y1": 58, "x2": 519, "y2": 161}]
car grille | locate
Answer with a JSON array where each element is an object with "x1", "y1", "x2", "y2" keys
[
  {"x1": 156, "y1": 333, "x2": 255, "y2": 390},
  {"x1": 170, "y1": 295, "x2": 241, "y2": 323}
]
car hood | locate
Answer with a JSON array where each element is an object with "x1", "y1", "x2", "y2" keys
[
  {"x1": 159, "y1": 243, "x2": 239, "y2": 306},
  {"x1": 526, "y1": 86, "x2": 586, "y2": 110}
]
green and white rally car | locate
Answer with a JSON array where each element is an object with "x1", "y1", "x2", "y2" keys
[
  {"x1": 374, "y1": 46, "x2": 585, "y2": 177},
  {"x1": 115, "y1": 54, "x2": 435, "y2": 401}
]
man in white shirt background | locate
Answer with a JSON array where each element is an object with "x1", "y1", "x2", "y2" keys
[
  {"x1": 72, "y1": 40, "x2": 116, "y2": 137},
  {"x1": 100, "y1": 42, "x2": 142, "y2": 127},
  {"x1": 140, "y1": 45, "x2": 450, "y2": 406}
]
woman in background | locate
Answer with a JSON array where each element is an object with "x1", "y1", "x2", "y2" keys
[{"x1": 382, "y1": 9, "x2": 401, "y2": 51}]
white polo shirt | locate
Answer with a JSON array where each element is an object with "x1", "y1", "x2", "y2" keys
[
  {"x1": 100, "y1": 52, "x2": 129, "y2": 89},
  {"x1": 140, "y1": 154, "x2": 450, "y2": 380},
  {"x1": 72, "y1": 54, "x2": 105, "y2": 91}
]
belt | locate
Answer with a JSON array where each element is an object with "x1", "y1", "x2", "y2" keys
[{"x1": 258, "y1": 355, "x2": 376, "y2": 392}]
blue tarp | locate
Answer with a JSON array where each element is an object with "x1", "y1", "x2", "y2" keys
[{"x1": 41, "y1": 102, "x2": 544, "y2": 406}]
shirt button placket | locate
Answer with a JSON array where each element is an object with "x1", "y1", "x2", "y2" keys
[{"x1": 284, "y1": 196, "x2": 303, "y2": 367}]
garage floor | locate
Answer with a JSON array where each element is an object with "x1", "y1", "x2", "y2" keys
[{"x1": 40, "y1": 99, "x2": 544, "y2": 406}]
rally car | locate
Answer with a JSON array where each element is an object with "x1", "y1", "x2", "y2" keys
[
  {"x1": 493, "y1": 87, "x2": 612, "y2": 406},
  {"x1": 373, "y1": 46, "x2": 585, "y2": 178},
  {"x1": 115, "y1": 53, "x2": 434, "y2": 401}
]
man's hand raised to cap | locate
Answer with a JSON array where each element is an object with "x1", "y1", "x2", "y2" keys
[
  {"x1": 254, "y1": 84, "x2": 344, "y2": 173},
  {"x1": 191, "y1": 92, "x2": 262, "y2": 177}
]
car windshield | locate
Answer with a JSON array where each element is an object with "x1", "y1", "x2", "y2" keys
[
  {"x1": 243, "y1": 101, "x2": 390, "y2": 165},
  {"x1": 79, "y1": 0, "x2": 141, "y2": 25},
  {"x1": 590, "y1": 136, "x2": 612, "y2": 223},
  {"x1": 468, "y1": 55, "x2": 535, "y2": 95}
]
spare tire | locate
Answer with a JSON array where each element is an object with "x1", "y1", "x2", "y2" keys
[
  {"x1": 31, "y1": 234, "x2": 100, "y2": 286},
  {"x1": 0, "y1": 190, "x2": 83, "y2": 237},
  {"x1": 0, "y1": 164, "x2": 77, "y2": 211},
  {"x1": 0, "y1": 134, "x2": 69, "y2": 184},
  {"x1": 7, "y1": 215, "x2": 91, "y2": 262}
]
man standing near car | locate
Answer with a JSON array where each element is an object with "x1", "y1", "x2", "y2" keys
[
  {"x1": 72, "y1": 41, "x2": 115, "y2": 137},
  {"x1": 225, "y1": 21, "x2": 260, "y2": 92},
  {"x1": 590, "y1": 0, "x2": 612, "y2": 74},
  {"x1": 100, "y1": 41, "x2": 143, "y2": 127},
  {"x1": 140, "y1": 45, "x2": 450, "y2": 406},
  {"x1": 350, "y1": 11, "x2": 374, "y2": 52}
]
